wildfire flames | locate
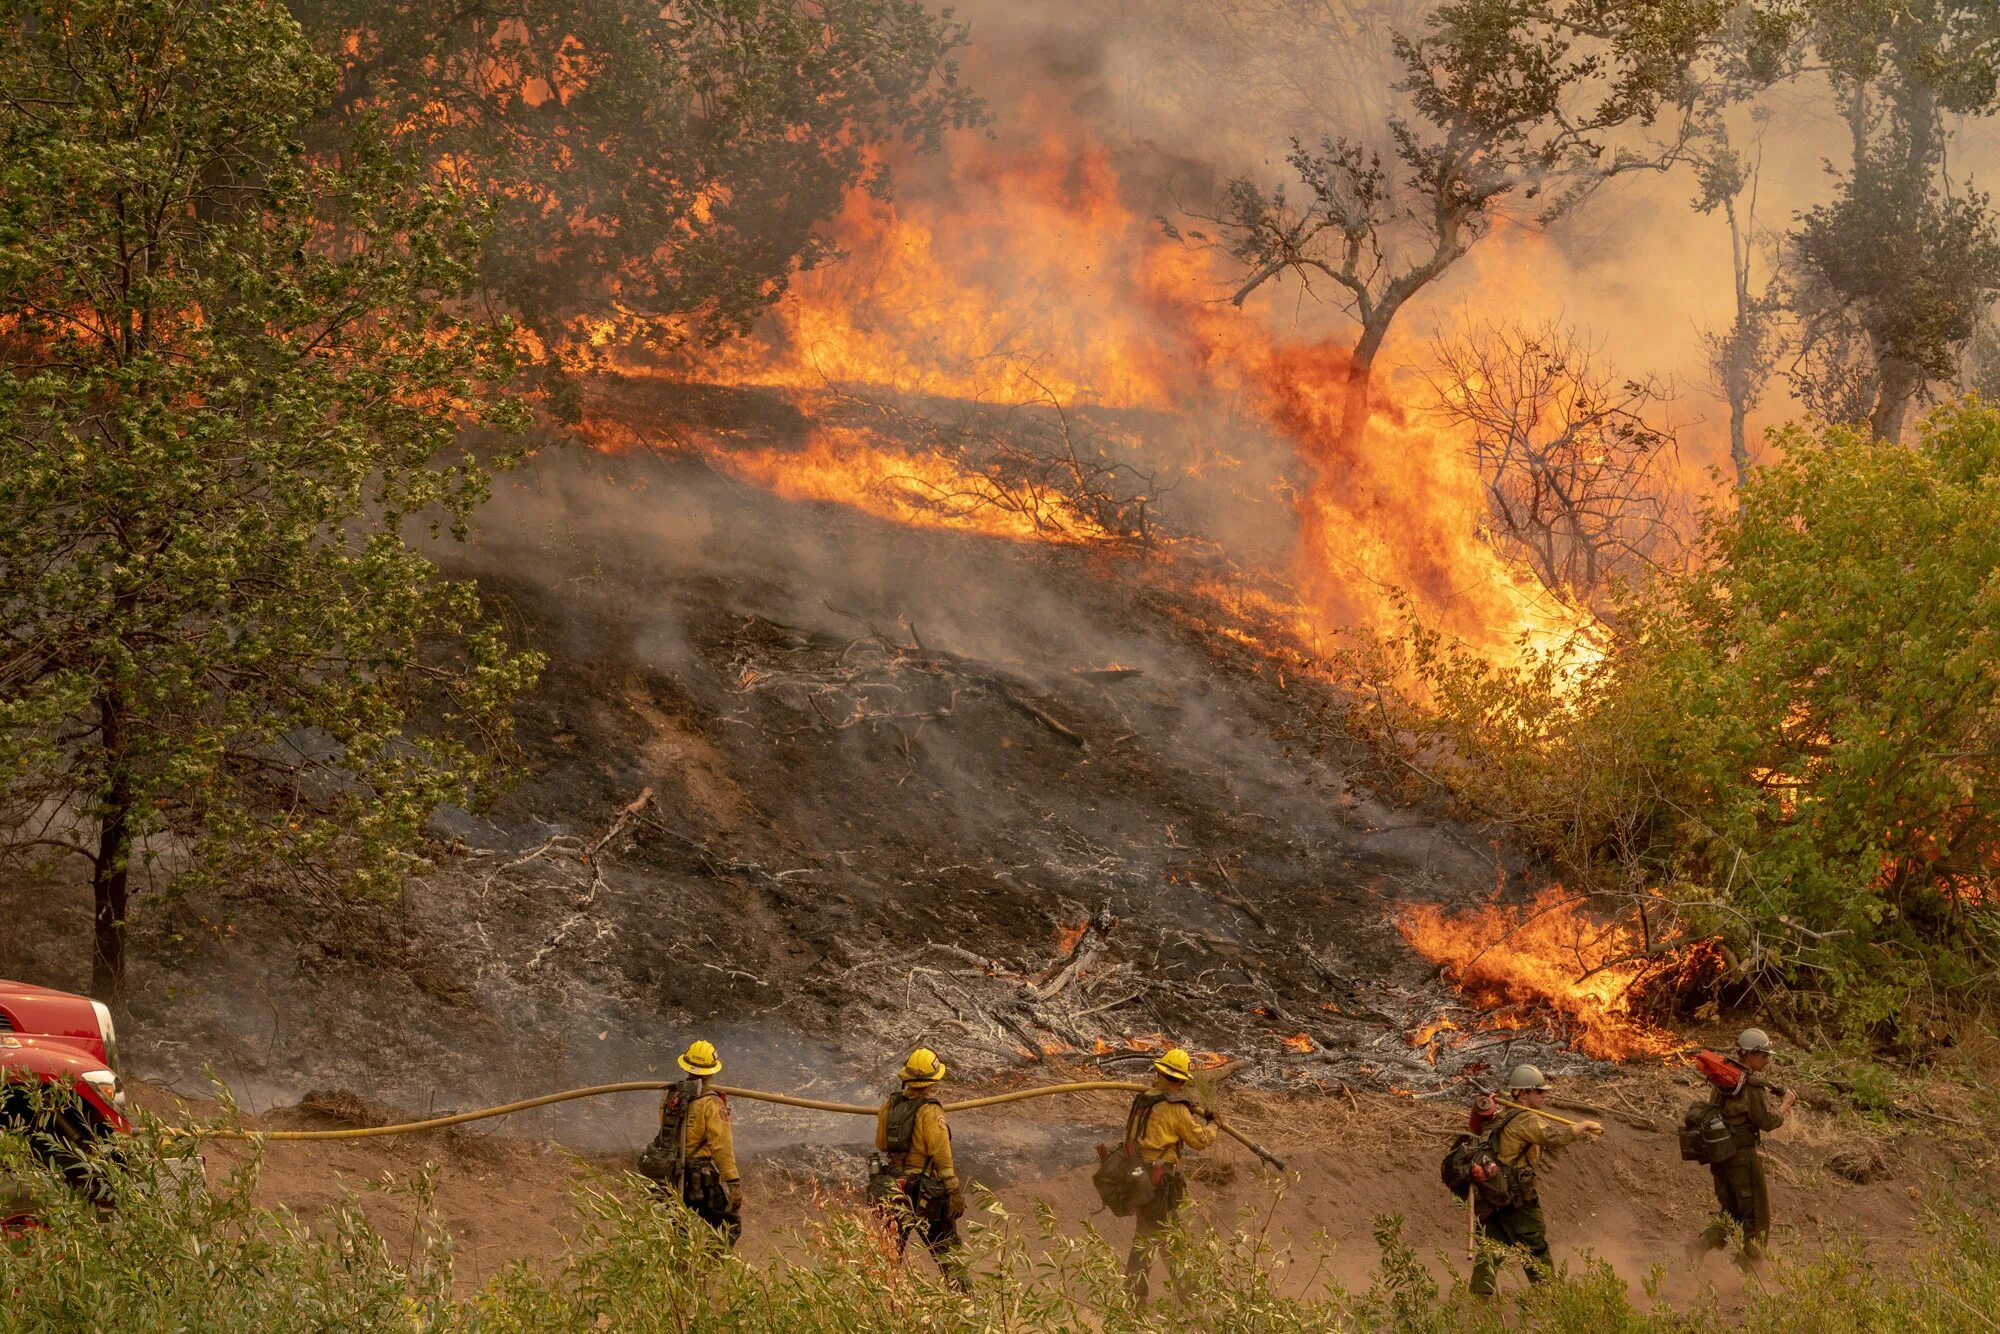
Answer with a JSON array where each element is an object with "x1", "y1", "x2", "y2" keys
[
  {"x1": 575, "y1": 100, "x2": 1595, "y2": 662},
  {"x1": 712, "y1": 426, "x2": 1119, "y2": 545},
  {"x1": 1397, "y1": 888, "x2": 1689, "y2": 1061}
]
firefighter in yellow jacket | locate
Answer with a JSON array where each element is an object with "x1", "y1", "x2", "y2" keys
[
  {"x1": 1471, "y1": 1064, "x2": 1603, "y2": 1296},
  {"x1": 1123, "y1": 1047, "x2": 1219, "y2": 1304},
  {"x1": 667, "y1": 1039, "x2": 743, "y2": 1246},
  {"x1": 874, "y1": 1047, "x2": 969, "y2": 1290}
]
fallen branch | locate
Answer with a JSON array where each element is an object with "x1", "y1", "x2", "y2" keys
[
  {"x1": 585, "y1": 787, "x2": 654, "y2": 860},
  {"x1": 1209, "y1": 857, "x2": 1270, "y2": 932}
]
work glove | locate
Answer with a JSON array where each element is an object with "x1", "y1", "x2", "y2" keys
[
  {"x1": 1778, "y1": 1089, "x2": 1798, "y2": 1113},
  {"x1": 726, "y1": 1181, "x2": 744, "y2": 1211},
  {"x1": 946, "y1": 1187, "x2": 967, "y2": 1220},
  {"x1": 1576, "y1": 1120, "x2": 1606, "y2": 1137},
  {"x1": 1200, "y1": 1107, "x2": 1217, "y2": 1123}
]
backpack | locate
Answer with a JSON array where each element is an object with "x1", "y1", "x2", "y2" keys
[
  {"x1": 1092, "y1": 1093, "x2": 1167, "y2": 1217},
  {"x1": 638, "y1": 1079, "x2": 703, "y2": 1187},
  {"x1": 868, "y1": 1090, "x2": 939, "y2": 1204},
  {"x1": 1440, "y1": 1108, "x2": 1528, "y2": 1211},
  {"x1": 1679, "y1": 1092, "x2": 1737, "y2": 1166}
]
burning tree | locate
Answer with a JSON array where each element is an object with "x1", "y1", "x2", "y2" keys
[
  {"x1": 290, "y1": 0, "x2": 985, "y2": 396},
  {"x1": 0, "y1": 0, "x2": 542, "y2": 997},
  {"x1": 1426, "y1": 320, "x2": 1681, "y2": 608},
  {"x1": 1192, "y1": 0, "x2": 1724, "y2": 454}
]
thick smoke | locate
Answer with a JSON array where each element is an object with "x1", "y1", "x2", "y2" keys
[{"x1": 951, "y1": 0, "x2": 2000, "y2": 476}]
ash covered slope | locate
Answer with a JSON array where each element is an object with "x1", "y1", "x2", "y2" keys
[{"x1": 29, "y1": 392, "x2": 1530, "y2": 1132}]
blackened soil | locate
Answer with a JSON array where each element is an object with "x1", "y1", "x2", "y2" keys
[{"x1": 7, "y1": 387, "x2": 1535, "y2": 1143}]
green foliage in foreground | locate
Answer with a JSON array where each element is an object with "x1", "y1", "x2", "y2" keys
[
  {"x1": 2, "y1": 1129, "x2": 1998, "y2": 1332},
  {"x1": 1355, "y1": 403, "x2": 2000, "y2": 1036}
]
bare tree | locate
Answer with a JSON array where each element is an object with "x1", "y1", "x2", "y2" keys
[
  {"x1": 1426, "y1": 320, "x2": 1680, "y2": 606},
  {"x1": 1691, "y1": 114, "x2": 1784, "y2": 490}
]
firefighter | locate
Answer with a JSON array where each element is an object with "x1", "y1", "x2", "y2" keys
[
  {"x1": 874, "y1": 1047, "x2": 969, "y2": 1291},
  {"x1": 667, "y1": 1039, "x2": 743, "y2": 1246},
  {"x1": 1122, "y1": 1046, "x2": 1219, "y2": 1305},
  {"x1": 1694, "y1": 1028, "x2": 1795, "y2": 1268},
  {"x1": 1470, "y1": 1064, "x2": 1604, "y2": 1297}
]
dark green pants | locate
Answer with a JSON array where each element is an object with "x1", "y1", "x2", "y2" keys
[
  {"x1": 1125, "y1": 1171, "x2": 1189, "y2": 1305},
  {"x1": 1700, "y1": 1151, "x2": 1770, "y2": 1260},
  {"x1": 890, "y1": 1181, "x2": 969, "y2": 1292},
  {"x1": 1471, "y1": 1202, "x2": 1551, "y2": 1296}
]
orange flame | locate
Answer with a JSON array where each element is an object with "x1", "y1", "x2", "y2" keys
[
  {"x1": 1410, "y1": 1017, "x2": 1458, "y2": 1048},
  {"x1": 712, "y1": 427, "x2": 1119, "y2": 544},
  {"x1": 1052, "y1": 917, "x2": 1091, "y2": 956},
  {"x1": 585, "y1": 106, "x2": 1598, "y2": 664},
  {"x1": 1397, "y1": 888, "x2": 1684, "y2": 1061},
  {"x1": 1279, "y1": 1032, "x2": 1315, "y2": 1054}
]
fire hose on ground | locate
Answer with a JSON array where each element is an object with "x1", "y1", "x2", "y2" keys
[{"x1": 162, "y1": 1079, "x2": 1291, "y2": 1171}]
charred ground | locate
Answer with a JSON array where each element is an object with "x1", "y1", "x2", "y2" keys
[{"x1": 8, "y1": 380, "x2": 1577, "y2": 1139}]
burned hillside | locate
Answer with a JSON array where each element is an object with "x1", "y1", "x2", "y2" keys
[{"x1": 0, "y1": 375, "x2": 1681, "y2": 1142}]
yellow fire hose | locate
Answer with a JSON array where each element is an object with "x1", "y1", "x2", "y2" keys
[{"x1": 165, "y1": 1079, "x2": 1290, "y2": 1170}]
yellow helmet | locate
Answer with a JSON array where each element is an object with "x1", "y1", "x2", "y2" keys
[
  {"x1": 900, "y1": 1046, "x2": 947, "y2": 1085},
  {"x1": 677, "y1": 1039, "x2": 722, "y2": 1077},
  {"x1": 1153, "y1": 1047, "x2": 1195, "y2": 1082}
]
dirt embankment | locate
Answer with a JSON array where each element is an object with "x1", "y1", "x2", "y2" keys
[{"x1": 138, "y1": 1060, "x2": 1954, "y2": 1310}]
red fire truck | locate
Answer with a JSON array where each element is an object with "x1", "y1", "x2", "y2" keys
[{"x1": 1, "y1": 979, "x2": 132, "y2": 1233}]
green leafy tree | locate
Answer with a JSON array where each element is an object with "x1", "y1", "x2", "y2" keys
[
  {"x1": 290, "y1": 0, "x2": 985, "y2": 404},
  {"x1": 0, "y1": 0, "x2": 542, "y2": 999},
  {"x1": 1775, "y1": 1, "x2": 2000, "y2": 441}
]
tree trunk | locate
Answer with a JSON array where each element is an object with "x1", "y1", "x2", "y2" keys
[
  {"x1": 90, "y1": 692, "x2": 134, "y2": 1003},
  {"x1": 1293, "y1": 337, "x2": 1379, "y2": 588},
  {"x1": 1337, "y1": 323, "x2": 1389, "y2": 456},
  {"x1": 1871, "y1": 354, "x2": 1922, "y2": 443},
  {"x1": 1729, "y1": 398, "x2": 1751, "y2": 490}
]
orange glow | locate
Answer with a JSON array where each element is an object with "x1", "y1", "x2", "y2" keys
[
  {"x1": 1279, "y1": 1032, "x2": 1315, "y2": 1054},
  {"x1": 1052, "y1": 917, "x2": 1092, "y2": 956},
  {"x1": 1397, "y1": 888, "x2": 1688, "y2": 1061},
  {"x1": 1121, "y1": 1033, "x2": 1166, "y2": 1052}
]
